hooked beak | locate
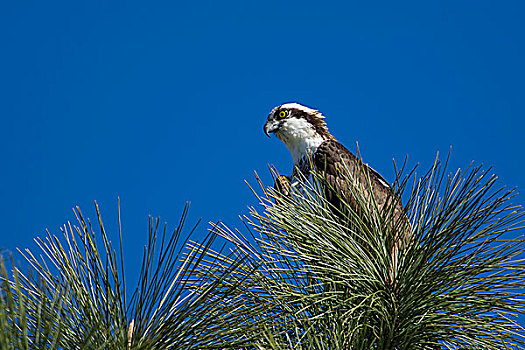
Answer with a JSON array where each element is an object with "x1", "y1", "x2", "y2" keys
[{"x1": 264, "y1": 120, "x2": 280, "y2": 138}]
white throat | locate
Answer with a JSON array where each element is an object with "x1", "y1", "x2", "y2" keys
[{"x1": 276, "y1": 117, "x2": 325, "y2": 165}]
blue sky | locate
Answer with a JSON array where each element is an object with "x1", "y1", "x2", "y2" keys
[{"x1": 1, "y1": 0, "x2": 524, "y2": 325}]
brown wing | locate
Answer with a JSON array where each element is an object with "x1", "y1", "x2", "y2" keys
[
  {"x1": 314, "y1": 139, "x2": 410, "y2": 284},
  {"x1": 313, "y1": 139, "x2": 393, "y2": 214}
]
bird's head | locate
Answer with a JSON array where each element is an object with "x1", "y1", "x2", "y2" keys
[
  {"x1": 264, "y1": 102, "x2": 335, "y2": 164},
  {"x1": 264, "y1": 102, "x2": 333, "y2": 143}
]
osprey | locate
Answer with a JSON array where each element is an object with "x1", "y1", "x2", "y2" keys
[
  {"x1": 263, "y1": 102, "x2": 401, "y2": 219},
  {"x1": 264, "y1": 102, "x2": 411, "y2": 285}
]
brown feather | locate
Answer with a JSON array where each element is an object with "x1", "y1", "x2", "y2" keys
[{"x1": 314, "y1": 139, "x2": 410, "y2": 284}]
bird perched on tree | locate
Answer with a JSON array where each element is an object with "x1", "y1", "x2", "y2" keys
[
  {"x1": 263, "y1": 102, "x2": 410, "y2": 284},
  {"x1": 263, "y1": 102, "x2": 402, "y2": 220}
]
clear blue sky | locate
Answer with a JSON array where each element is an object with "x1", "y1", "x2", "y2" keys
[{"x1": 1, "y1": 0, "x2": 524, "y2": 323}]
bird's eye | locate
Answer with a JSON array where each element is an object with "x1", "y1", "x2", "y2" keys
[{"x1": 278, "y1": 110, "x2": 287, "y2": 119}]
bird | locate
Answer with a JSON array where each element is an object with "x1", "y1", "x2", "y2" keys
[
  {"x1": 263, "y1": 102, "x2": 403, "y2": 218},
  {"x1": 263, "y1": 103, "x2": 410, "y2": 275}
]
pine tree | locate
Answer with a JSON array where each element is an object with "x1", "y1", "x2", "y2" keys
[{"x1": 1, "y1": 154, "x2": 524, "y2": 349}]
